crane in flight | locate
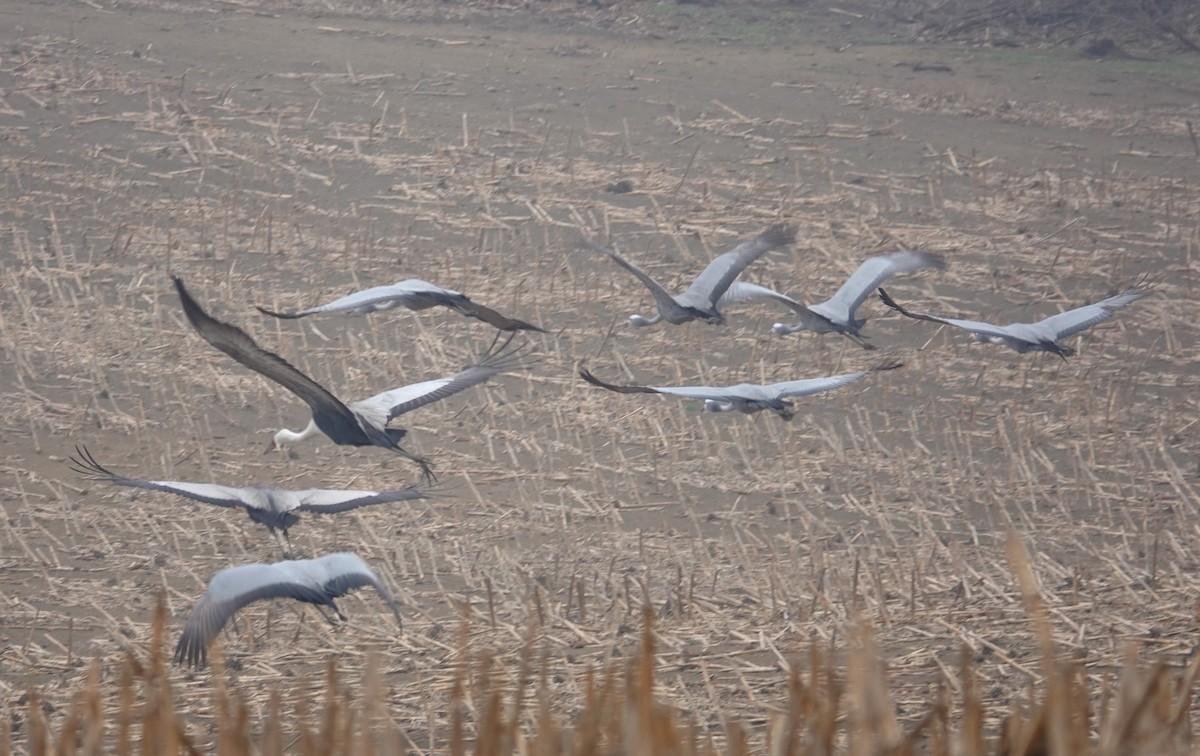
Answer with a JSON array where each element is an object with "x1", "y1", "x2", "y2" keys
[
  {"x1": 69, "y1": 446, "x2": 429, "y2": 558},
  {"x1": 579, "y1": 362, "x2": 900, "y2": 420},
  {"x1": 579, "y1": 225, "x2": 795, "y2": 326},
  {"x1": 877, "y1": 278, "x2": 1152, "y2": 359},
  {"x1": 257, "y1": 277, "x2": 545, "y2": 333},
  {"x1": 769, "y1": 249, "x2": 946, "y2": 348},
  {"x1": 174, "y1": 552, "x2": 400, "y2": 668}
]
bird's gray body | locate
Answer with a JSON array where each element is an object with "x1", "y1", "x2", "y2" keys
[
  {"x1": 69, "y1": 446, "x2": 428, "y2": 557},
  {"x1": 579, "y1": 363, "x2": 900, "y2": 421},
  {"x1": 878, "y1": 281, "x2": 1151, "y2": 359},
  {"x1": 174, "y1": 552, "x2": 400, "y2": 668}
]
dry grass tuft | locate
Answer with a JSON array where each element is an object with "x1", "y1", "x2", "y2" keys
[{"x1": 14, "y1": 566, "x2": 1200, "y2": 755}]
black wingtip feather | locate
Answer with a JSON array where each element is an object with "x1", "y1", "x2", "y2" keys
[
  {"x1": 68, "y1": 444, "x2": 117, "y2": 481},
  {"x1": 173, "y1": 276, "x2": 211, "y2": 333},
  {"x1": 255, "y1": 304, "x2": 303, "y2": 319}
]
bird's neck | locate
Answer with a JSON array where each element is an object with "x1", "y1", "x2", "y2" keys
[
  {"x1": 629, "y1": 313, "x2": 662, "y2": 326},
  {"x1": 275, "y1": 419, "x2": 320, "y2": 445}
]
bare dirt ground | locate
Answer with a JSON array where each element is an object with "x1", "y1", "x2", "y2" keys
[{"x1": 1, "y1": 0, "x2": 1198, "y2": 749}]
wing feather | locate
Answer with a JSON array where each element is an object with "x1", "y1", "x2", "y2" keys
[
  {"x1": 579, "y1": 240, "x2": 681, "y2": 316},
  {"x1": 351, "y1": 337, "x2": 528, "y2": 426},
  {"x1": 578, "y1": 367, "x2": 661, "y2": 395},
  {"x1": 716, "y1": 281, "x2": 808, "y2": 312},
  {"x1": 173, "y1": 277, "x2": 354, "y2": 422},
  {"x1": 295, "y1": 487, "x2": 428, "y2": 513},
  {"x1": 69, "y1": 446, "x2": 247, "y2": 510},
  {"x1": 450, "y1": 298, "x2": 546, "y2": 332},
  {"x1": 766, "y1": 371, "x2": 873, "y2": 399},
  {"x1": 256, "y1": 280, "x2": 457, "y2": 318},
  {"x1": 679, "y1": 225, "x2": 795, "y2": 308},
  {"x1": 1037, "y1": 284, "x2": 1151, "y2": 339},
  {"x1": 580, "y1": 368, "x2": 745, "y2": 401},
  {"x1": 174, "y1": 563, "x2": 327, "y2": 668},
  {"x1": 814, "y1": 250, "x2": 945, "y2": 323}
]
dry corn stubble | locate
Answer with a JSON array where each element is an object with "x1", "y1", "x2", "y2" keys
[{"x1": 1, "y1": 1, "x2": 1198, "y2": 753}]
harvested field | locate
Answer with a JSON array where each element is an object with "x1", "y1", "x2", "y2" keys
[{"x1": 0, "y1": 0, "x2": 1198, "y2": 751}]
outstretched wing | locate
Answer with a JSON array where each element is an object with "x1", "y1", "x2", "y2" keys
[
  {"x1": 450, "y1": 297, "x2": 546, "y2": 332},
  {"x1": 679, "y1": 225, "x2": 795, "y2": 308},
  {"x1": 351, "y1": 336, "x2": 527, "y2": 426},
  {"x1": 317, "y1": 553, "x2": 403, "y2": 627},
  {"x1": 766, "y1": 370, "x2": 874, "y2": 400},
  {"x1": 174, "y1": 277, "x2": 353, "y2": 421},
  {"x1": 579, "y1": 240, "x2": 682, "y2": 316},
  {"x1": 879, "y1": 287, "x2": 1046, "y2": 342},
  {"x1": 1037, "y1": 282, "x2": 1152, "y2": 340},
  {"x1": 295, "y1": 486, "x2": 429, "y2": 514},
  {"x1": 257, "y1": 279, "x2": 465, "y2": 319},
  {"x1": 813, "y1": 250, "x2": 945, "y2": 323},
  {"x1": 716, "y1": 281, "x2": 808, "y2": 312},
  {"x1": 69, "y1": 445, "x2": 249, "y2": 510},
  {"x1": 174, "y1": 563, "x2": 327, "y2": 668},
  {"x1": 578, "y1": 367, "x2": 661, "y2": 395},
  {"x1": 579, "y1": 367, "x2": 741, "y2": 401}
]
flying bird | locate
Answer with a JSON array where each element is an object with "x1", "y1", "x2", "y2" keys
[
  {"x1": 877, "y1": 279, "x2": 1152, "y2": 359},
  {"x1": 579, "y1": 225, "x2": 795, "y2": 326},
  {"x1": 770, "y1": 249, "x2": 946, "y2": 348},
  {"x1": 256, "y1": 278, "x2": 545, "y2": 333},
  {"x1": 173, "y1": 277, "x2": 523, "y2": 480},
  {"x1": 69, "y1": 446, "x2": 429, "y2": 558},
  {"x1": 579, "y1": 362, "x2": 900, "y2": 420},
  {"x1": 174, "y1": 552, "x2": 400, "y2": 668}
]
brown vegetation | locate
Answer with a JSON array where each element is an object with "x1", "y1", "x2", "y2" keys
[
  {"x1": 12, "y1": 540, "x2": 1200, "y2": 754},
  {"x1": 1, "y1": 1, "x2": 1198, "y2": 754}
]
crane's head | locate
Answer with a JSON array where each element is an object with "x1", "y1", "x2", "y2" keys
[
  {"x1": 265, "y1": 428, "x2": 290, "y2": 453},
  {"x1": 703, "y1": 399, "x2": 736, "y2": 413},
  {"x1": 628, "y1": 313, "x2": 662, "y2": 327},
  {"x1": 771, "y1": 321, "x2": 802, "y2": 335}
]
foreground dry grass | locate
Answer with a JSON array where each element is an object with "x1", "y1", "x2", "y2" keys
[
  {"x1": 13, "y1": 541, "x2": 1200, "y2": 753},
  {"x1": 1, "y1": 1, "x2": 1199, "y2": 753}
]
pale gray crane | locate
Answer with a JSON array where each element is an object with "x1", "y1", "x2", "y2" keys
[
  {"x1": 579, "y1": 225, "x2": 795, "y2": 326},
  {"x1": 69, "y1": 446, "x2": 429, "y2": 558},
  {"x1": 174, "y1": 552, "x2": 400, "y2": 668},
  {"x1": 257, "y1": 278, "x2": 545, "y2": 332},
  {"x1": 579, "y1": 362, "x2": 900, "y2": 420},
  {"x1": 877, "y1": 278, "x2": 1152, "y2": 359},
  {"x1": 770, "y1": 249, "x2": 946, "y2": 348}
]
